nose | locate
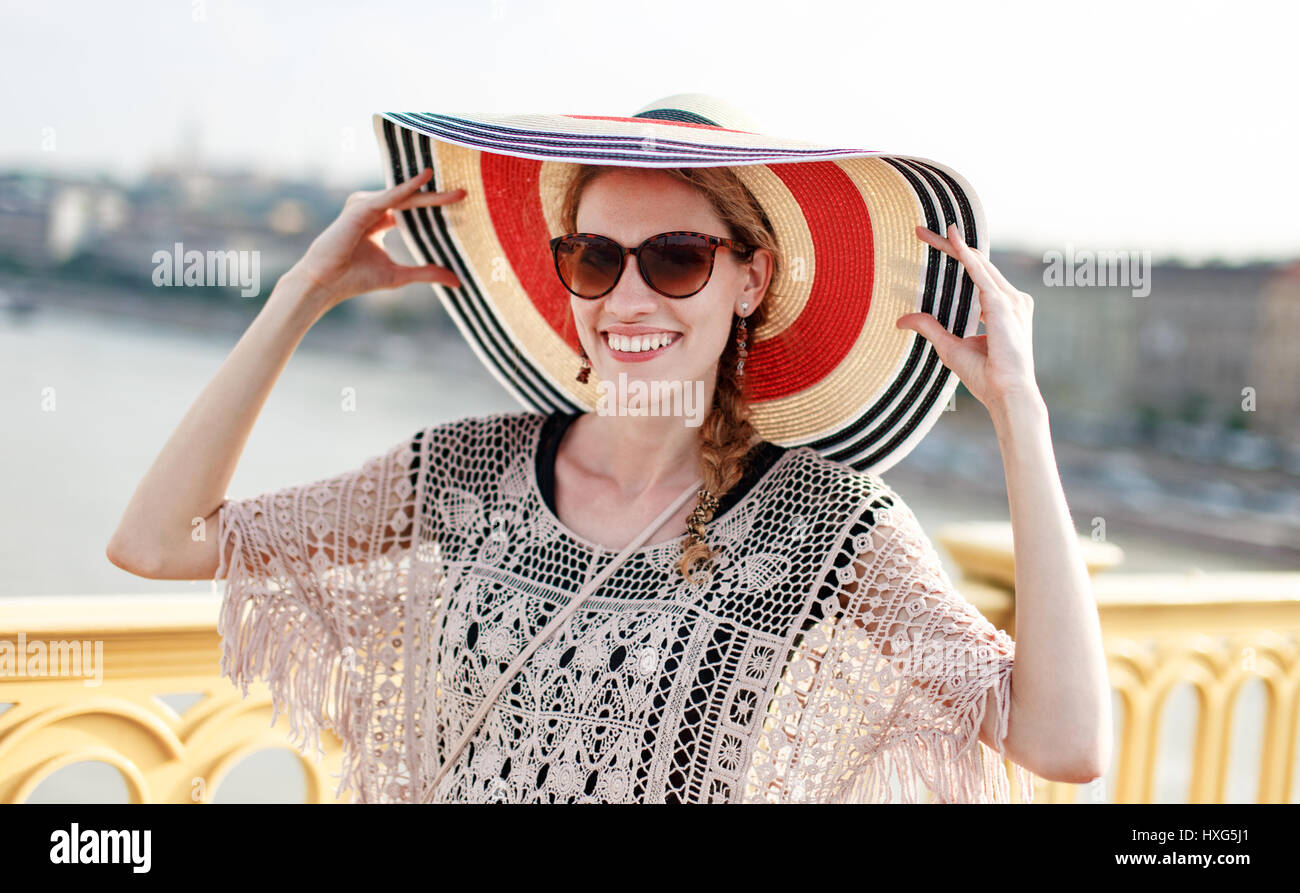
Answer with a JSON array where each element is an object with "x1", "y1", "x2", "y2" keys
[{"x1": 601, "y1": 250, "x2": 660, "y2": 315}]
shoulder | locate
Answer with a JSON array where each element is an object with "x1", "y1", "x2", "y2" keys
[
  {"x1": 402, "y1": 411, "x2": 550, "y2": 491},
  {"x1": 409, "y1": 410, "x2": 549, "y2": 455},
  {"x1": 775, "y1": 446, "x2": 904, "y2": 514},
  {"x1": 767, "y1": 447, "x2": 943, "y2": 557},
  {"x1": 774, "y1": 450, "x2": 951, "y2": 586}
]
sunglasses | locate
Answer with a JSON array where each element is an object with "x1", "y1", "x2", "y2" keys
[{"x1": 549, "y1": 231, "x2": 755, "y2": 299}]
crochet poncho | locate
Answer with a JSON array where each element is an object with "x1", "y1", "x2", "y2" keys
[{"x1": 215, "y1": 411, "x2": 1035, "y2": 804}]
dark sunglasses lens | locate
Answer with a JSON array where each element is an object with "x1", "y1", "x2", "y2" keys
[
  {"x1": 642, "y1": 234, "x2": 713, "y2": 297},
  {"x1": 556, "y1": 235, "x2": 621, "y2": 297}
]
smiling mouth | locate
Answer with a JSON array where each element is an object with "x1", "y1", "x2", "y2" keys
[{"x1": 603, "y1": 331, "x2": 680, "y2": 355}]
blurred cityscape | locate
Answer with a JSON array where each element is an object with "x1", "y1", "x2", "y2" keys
[
  {"x1": 0, "y1": 160, "x2": 457, "y2": 335},
  {"x1": 1, "y1": 158, "x2": 1298, "y2": 567}
]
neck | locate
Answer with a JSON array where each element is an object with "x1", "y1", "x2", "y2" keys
[{"x1": 563, "y1": 410, "x2": 705, "y2": 497}]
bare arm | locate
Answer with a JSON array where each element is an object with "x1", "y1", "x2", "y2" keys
[
  {"x1": 975, "y1": 394, "x2": 1111, "y2": 784},
  {"x1": 107, "y1": 167, "x2": 465, "y2": 580},
  {"x1": 106, "y1": 274, "x2": 324, "y2": 580},
  {"x1": 899, "y1": 222, "x2": 1110, "y2": 784}
]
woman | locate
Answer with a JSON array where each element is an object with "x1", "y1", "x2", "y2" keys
[{"x1": 108, "y1": 95, "x2": 1110, "y2": 804}]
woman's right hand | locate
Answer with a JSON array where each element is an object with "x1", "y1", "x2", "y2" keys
[{"x1": 288, "y1": 167, "x2": 466, "y2": 311}]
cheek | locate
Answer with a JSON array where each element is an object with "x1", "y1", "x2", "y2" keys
[
  {"x1": 571, "y1": 299, "x2": 597, "y2": 331},
  {"x1": 679, "y1": 309, "x2": 734, "y2": 360},
  {"x1": 691, "y1": 298, "x2": 735, "y2": 341}
]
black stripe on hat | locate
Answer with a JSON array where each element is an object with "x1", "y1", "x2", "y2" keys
[
  {"x1": 831, "y1": 160, "x2": 975, "y2": 469},
  {"x1": 799, "y1": 156, "x2": 953, "y2": 462},
  {"x1": 830, "y1": 158, "x2": 979, "y2": 470},
  {"x1": 384, "y1": 113, "x2": 862, "y2": 164},
  {"x1": 411, "y1": 130, "x2": 580, "y2": 414},
  {"x1": 389, "y1": 112, "x2": 830, "y2": 157},
  {"x1": 802, "y1": 156, "x2": 973, "y2": 468},
  {"x1": 381, "y1": 119, "x2": 579, "y2": 415},
  {"x1": 631, "y1": 109, "x2": 720, "y2": 126}
]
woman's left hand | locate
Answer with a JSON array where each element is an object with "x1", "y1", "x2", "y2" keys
[{"x1": 896, "y1": 223, "x2": 1043, "y2": 415}]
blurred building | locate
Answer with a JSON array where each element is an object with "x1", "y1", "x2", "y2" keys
[
  {"x1": 0, "y1": 164, "x2": 452, "y2": 327},
  {"x1": 1251, "y1": 262, "x2": 1300, "y2": 444},
  {"x1": 1131, "y1": 262, "x2": 1276, "y2": 428},
  {"x1": 996, "y1": 248, "x2": 1299, "y2": 465},
  {"x1": 995, "y1": 249, "x2": 1141, "y2": 429}
]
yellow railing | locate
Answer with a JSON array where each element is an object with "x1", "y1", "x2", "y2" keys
[
  {"x1": 0, "y1": 594, "x2": 349, "y2": 804},
  {"x1": 2, "y1": 530, "x2": 1297, "y2": 803},
  {"x1": 937, "y1": 522, "x2": 1300, "y2": 804}
]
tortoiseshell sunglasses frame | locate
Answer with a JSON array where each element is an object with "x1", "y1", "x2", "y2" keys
[{"x1": 549, "y1": 230, "x2": 756, "y2": 299}]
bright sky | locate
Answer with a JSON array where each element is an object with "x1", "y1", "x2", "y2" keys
[{"x1": 2, "y1": 0, "x2": 1296, "y2": 263}]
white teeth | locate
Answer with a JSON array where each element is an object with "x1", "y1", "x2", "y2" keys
[{"x1": 606, "y1": 332, "x2": 676, "y2": 353}]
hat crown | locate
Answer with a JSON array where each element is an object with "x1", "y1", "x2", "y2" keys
[{"x1": 630, "y1": 93, "x2": 761, "y2": 133}]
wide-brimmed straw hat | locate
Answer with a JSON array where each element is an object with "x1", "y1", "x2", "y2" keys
[{"x1": 371, "y1": 93, "x2": 985, "y2": 474}]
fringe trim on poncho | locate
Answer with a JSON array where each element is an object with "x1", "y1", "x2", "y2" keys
[
  {"x1": 848, "y1": 652, "x2": 1036, "y2": 803},
  {"x1": 215, "y1": 498, "x2": 366, "y2": 803}
]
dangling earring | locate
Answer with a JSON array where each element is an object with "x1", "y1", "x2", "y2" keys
[
  {"x1": 735, "y1": 302, "x2": 749, "y2": 379},
  {"x1": 576, "y1": 346, "x2": 591, "y2": 383}
]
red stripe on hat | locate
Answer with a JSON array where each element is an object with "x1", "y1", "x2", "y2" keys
[
  {"x1": 747, "y1": 162, "x2": 873, "y2": 402},
  {"x1": 480, "y1": 153, "x2": 582, "y2": 350}
]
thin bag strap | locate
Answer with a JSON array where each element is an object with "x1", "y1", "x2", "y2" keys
[{"x1": 420, "y1": 477, "x2": 704, "y2": 803}]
